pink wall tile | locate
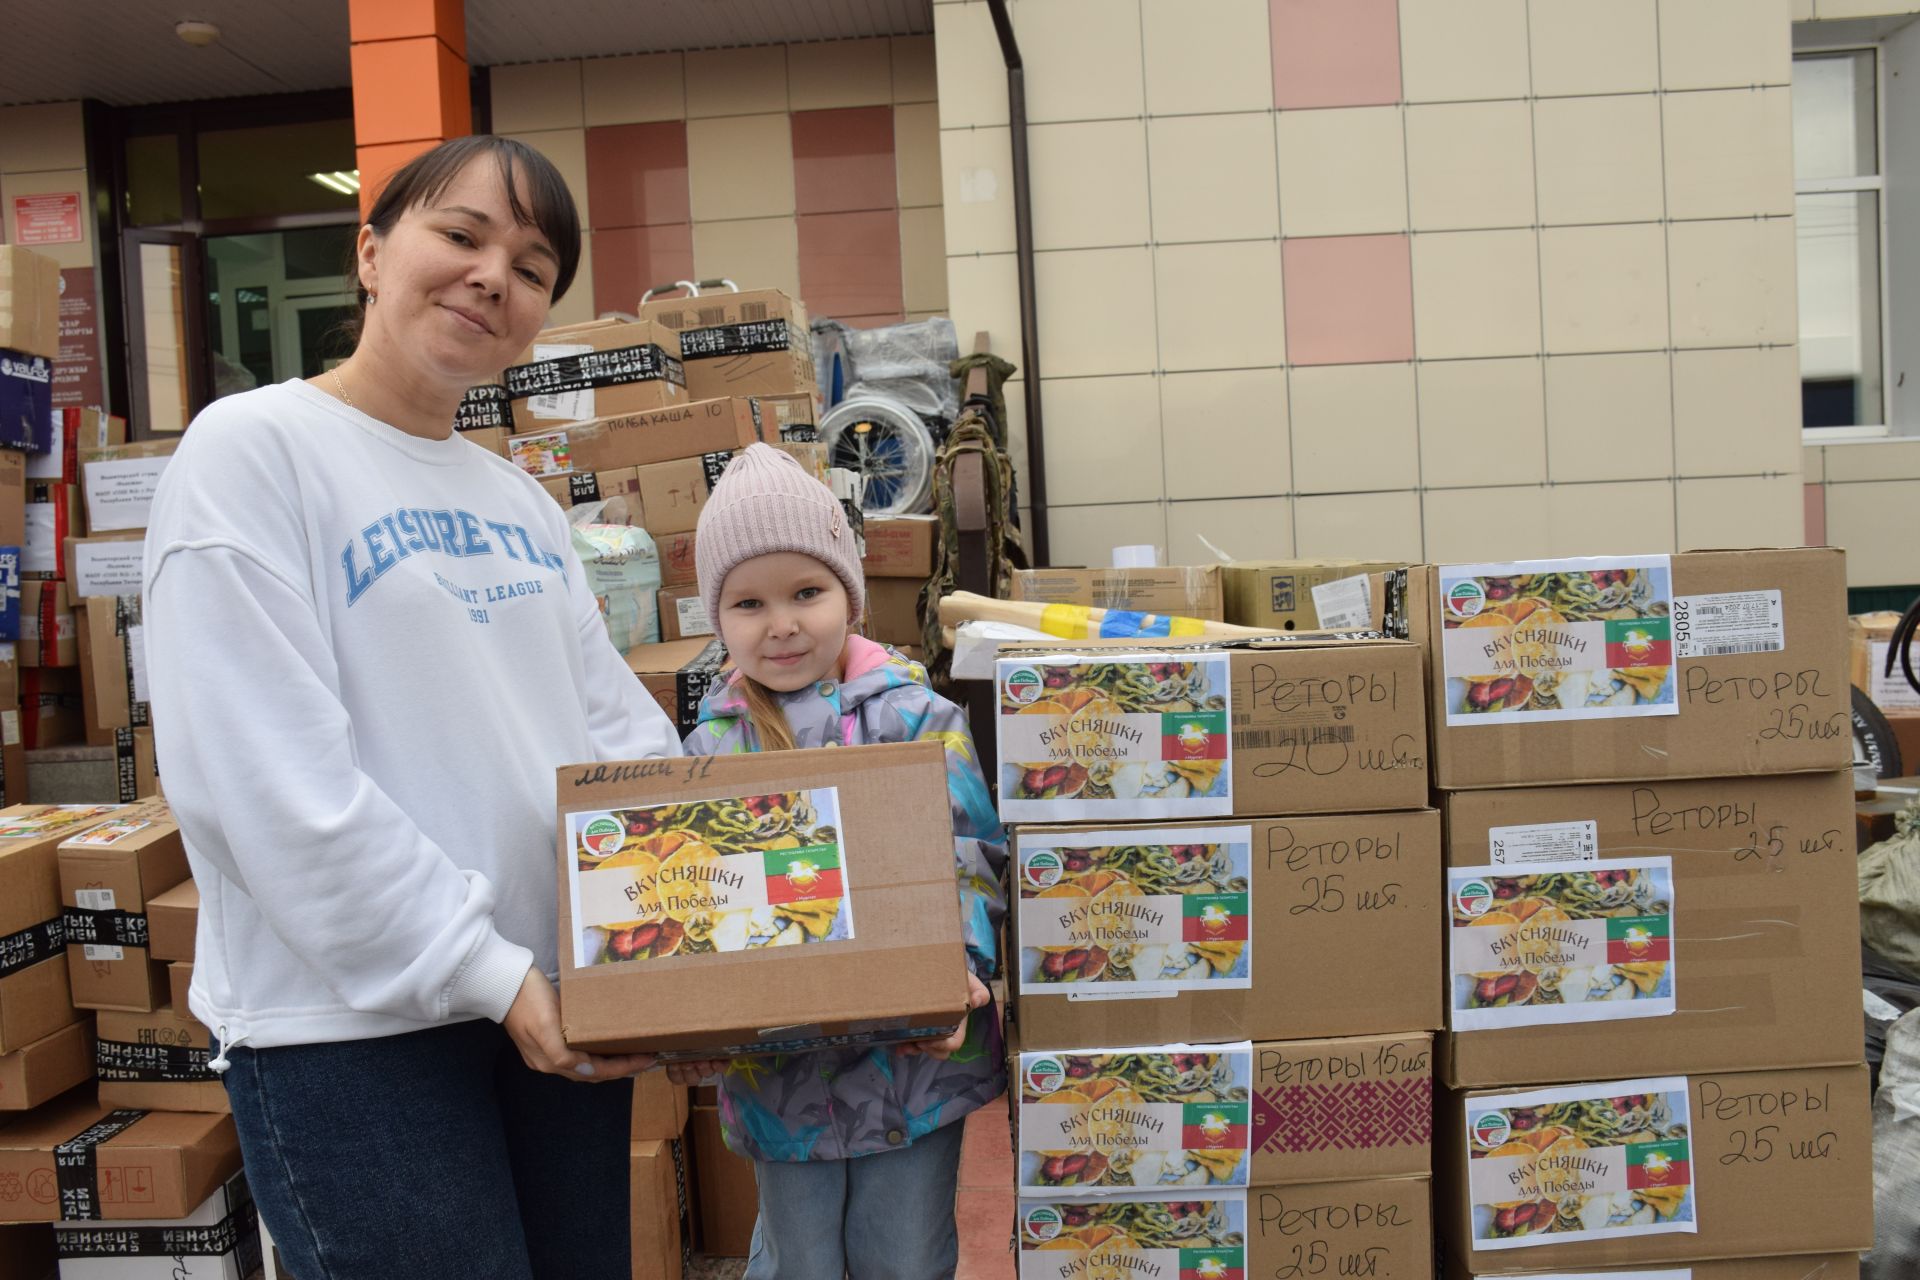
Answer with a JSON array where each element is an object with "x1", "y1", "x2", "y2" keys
[
  {"x1": 792, "y1": 106, "x2": 898, "y2": 215},
  {"x1": 591, "y1": 224, "x2": 695, "y2": 315},
  {"x1": 798, "y1": 209, "x2": 904, "y2": 320},
  {"x1": 1270, "y1": 0, "x2": 1402, "y2": 109},
  {"x1": 1804, "y1": 482, "x2": 1827, "y2": 546},
  {"x1": 585, "y1": 121, "x2": 691, "y2": 229},
  {"x1": 1282, "y1": 234, "x2": 1414, "y2": 365}
]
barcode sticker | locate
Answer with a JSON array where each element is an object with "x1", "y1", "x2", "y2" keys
[
  {"x1": 75, "y1": 889, "x2": 116, "y2": 911},
  {"x1": 676, "y1": 595, "x2": 713, "y2": 638},
  {"x1": 1488, "y1": 820, "x2": 1599, "y2": 865},
  {"x1": 526, "y1": 342, "x2": 595, "y2": 422},
  {"x1": 83, "y1": 944, "x2": 124, "y2": 962},
  {"x1": 1232, "y1": 725, "x2": 1356, "y2": 749},
  {"x1": 1311, "y1": 573, "x2": 1375, "y2": 630},
  {"x1": 1672, "y1": 590, "x2": 1784, "y2": 659}
]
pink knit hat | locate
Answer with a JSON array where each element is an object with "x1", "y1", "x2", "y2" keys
[{"x1": 696, "y1": 443, "x2": 866, "y2": 626}]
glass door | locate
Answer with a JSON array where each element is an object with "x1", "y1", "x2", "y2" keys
[{"x1": 121, "y1": 228, "x2": 208, "y2": 435}]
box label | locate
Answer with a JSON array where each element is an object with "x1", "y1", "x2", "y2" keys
[
  {"x1": 1672, "y1": 590, "x2": 1783, "y2": 660},
  {"x1": 1016, "y1": 825, "x2": 1251, "y2": 997},
  {"x1": 1450, "y1": 859, "x2": 1674, "y2": 1031},
  {"x1": 567, "y1": 788, "x2": 852, "y2": 968},
  {"x1": 675, "y1": 594, "x2": 713, "y2": 638},
  {"x1": 1311, "y1": 573, "x2": 1374, "y2": 630},
  {"x1": 82, "y1": 456, "x2": 171, "y2": 533},
  {"x1": 1017, "y1": 1195, "x2": 1246, "y2": 1280},
  {"x1": 997, "y1": 656, "x2": 1233, "y2": 822},
  {"x1": 507, "y1": 430, "x2": 573, "y2": 478},
  {"x1": 74, "y1": 888, "x2": 117, "y2": 911},
  {"x1": 70, "y1": 541, "x2": 146, "y2": 597},
  {"x1": 1018, "y1": 1044, "x2": 1252, "y2": 1194},
  {"x1": 66, "y1": 818, "x2": 152, "y2": 847},
  {"x1": 1465, "y1": 1077, "x2": 1695, "y2": 1250},
  {"x1": 0, "y1": 805, "x2": 118, "y2": 839},
  {"x1": 1439, "y1": 557, "x2": 1678, "y2": 726},
  {"x1": 1488, "y1": 821, "x2": 1599, "y2": 865},
  {"x1": 523, "y1": 341, "x2": 595, "y2": 422},
  {"x1": 0, "y1": 709, "x2": 16, "y2": 747},
  {"x1": 1869, "y1": 639, "x2": 1920, "y2": 711},
  {"x1": 23, "y1": 502, "x2": 56, "y2": 575},
  {"x1": 83, "y1": 943, "x2": 124, "y2": 961}
]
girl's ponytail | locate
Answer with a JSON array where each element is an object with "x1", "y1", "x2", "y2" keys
[{"x1": 737, "y1": 674, "x2": 798, "y2": 753}]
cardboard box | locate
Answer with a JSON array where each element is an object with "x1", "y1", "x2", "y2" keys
[
  {"x1": 1013, "y1": 566, "x2": 1226, "y2": 622},
  {"x1": 563, "y1": 466, "x2": 643, "y2": 515},
  {"x1": 995, "y1": 638, "x2": 1430, "y2": 821},
  {"x1": 113, "y1": 728, "x2": 158, "y2": 806},
  {"x1": 656, "y1": 585, "x2": 712, "y2": 644},
  {"x1": 1440, "y1": 1064, "x2": 1873, "y2": 1272},
  {"x1": 640, "y1": 289, "x2": 814, "y2": 402},
  {"x1": 21, "y1": 669, "x2": 84, "y2": 750},
  {"x1": 1851, "y1": 609, "x2": 1919, "y2": 714},
  {"x1": 1252, "y1": 1034, "x2": 1432, "y2": 1186},
  {"x1": 625, "y1": 638, "x2": 729, "y2": 738},
  {"x1": 1416, "y1": 550, "x2": 1851, "y2": 790},
  {"x1": 555, "y1": 741, "x2": 969, "y2": 1058},
  {"x1": 455, "y1": 382, "x2": 513, "y2": 433},
  {"x1": 1010, "y1": 810, "x2": 1442, "y2": 1049},
  {"x1": 860, "y1": 516, "x2": 936, "y2": 579},
  {"x1": 656, "y1": 530, "x2": 698, "y2": 588},
  {"x1": 0, "y1": 1095, "x2": 242, "y2": 1223},
  {"x1": 167, "y1": 964, "x2": 191, "y2": 1018},
  {"x1": 629, "y1": 1138, "x2": 692, "y2": 1280},
  {"x1": 504, "y1": 319, "x2": 687, "y2": 426},
  {"x1": 689, "y1": 1105, "x2": 754, "y2": 1257},
  {"x1": 0, "y1": 1019, "x2": 93, "y2": 1112},
  {"x1": 631, "y1": 1070, "x2": 690, "y2": 1141},
  {"x1": 95, "y1": 1004, "x2": 226, "y2": 1114},
  {"x1": 79, "y1": 440, "x2": 176, "y2": 535},
  {"x1": 73, "y1": 598, "x2": 146, "y2": 743},
  {"x1": 1460, "y1": 1258, "x2": 1861, "y2": 1280},
  {"x1": 0, "y1": 447, "x2": 25, "y2": 551},
  {"x1": 862, "y1": 577, "x2": 922, "y2": 647},
  {"x1": 0, "y1": 247, "x2": 62, "y2": 361},
  {"x1": 59, "y1": 800, "x2": 187, "y2": 1014},
  {"x1": 144, "y1": 881, "x2": 196, "y2": 966},
  {"x1": 1247, "y1": 1177, "x2": 1433, "y2": 1280},
  {"x1": 1019, "y1": 1192, "x2": 1260, "y2": 1278},
  {"x1": 18, "y1": 580, "x2": 75, "y2": 669},
  {"x1": 1441, "y1": 769, "x2": 1862, "y2": 1088},
  {"x1": 753, "y1": 391, "x2": 817, "y2": 441},
  {"x1": 505, "y1": 397, "x2": 765, "y2": 480},
  {"x1": 23, "y1": 482, "x2": 79, "y2": 581},
  {"x1": 633, "y1": 457, "x2": 708, "y2": 536},
  {"x1": 1224, "y1": 561, "x2": 1406, "y2": 632},
  {"x1": 0, "y1": 658, "x2": 26, "y2": 807},
  {"x1": 460, "y1": 425, "x2": 510, "y2": 458},
  {"x1": 0, "y1": 805, "x2": 117, "y2": 1055},
  {"x1": 29, "y1": 408, "x2": 127, "y2": 486},
  {"x1": 0, "y1": 355, "x2": 52, "y2": 455},
  {"x1": 63, "y1": 537, "x2": 143, "y2": 601},
  {"x1": 51, "y1": 1171, "x2": 260, "y2": 1277}
]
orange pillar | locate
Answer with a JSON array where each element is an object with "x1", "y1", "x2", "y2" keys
[{"x1": 348, "y1": 0, "x2": 471, "y2": 218}]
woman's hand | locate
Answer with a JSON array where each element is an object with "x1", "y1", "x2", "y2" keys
[
  {"x1": 665, "y1": 1058, "x2": 732, "y2": 1085},
  {"x1": 502, "y1": 967, "x2": 654, "y2": 1081},
  {"x1": 895, "y1": 971, "x2": 992, "y2": 1061}
]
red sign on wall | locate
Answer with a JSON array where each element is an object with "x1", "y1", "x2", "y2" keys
[{"x1": 12, "y1": 193, "x2": 82, "y2": 245}]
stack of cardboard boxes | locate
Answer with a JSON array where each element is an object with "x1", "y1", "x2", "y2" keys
[{"x1": 630, "y1": 1071, "x2": 697, "y2": 1279}]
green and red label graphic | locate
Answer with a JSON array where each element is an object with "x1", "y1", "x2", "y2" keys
[
  {"x1": 1605, "y1": 915, "x2": 1671, "y2": 964},
  {"x1": 1605, "y1": 616, "x2": 1672, "y2": 669},
  {"x1": 1626, "y1": 1140, "x2": 1691, "y2": 1191},
  {"x1": 1182, "y1": 894, "x2": 1248, "y2": 942},
  {"x1": 1182, "y1": 1102, "x2": 1250, "y2": 1150},
  {"x1": 762, "y1": 844, "x2": 842, "y2": 904},
  {"x1": 1161, "y1": 711, "x2": 1228, "y2": 760},
  {"x1": 1179, "y1": 1252, "x2": 1244, "y2": 1280}
]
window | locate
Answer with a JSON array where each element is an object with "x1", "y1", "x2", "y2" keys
[{"x1": 1793, "y1": 49, "x2": 1886, "y2": 433}]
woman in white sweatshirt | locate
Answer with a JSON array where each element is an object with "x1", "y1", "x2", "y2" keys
[{"x1": 142, "y1": 136, "x2": 679, "y2": 1279}]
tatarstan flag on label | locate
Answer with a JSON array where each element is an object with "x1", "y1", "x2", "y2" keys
[
  {"x1": 1178, "y1": 1250, "x2": 1245, "y2": 1280},
  {"x1": 1625, "y1": 1140, "x2": 1691, "y2": 1191},
  {"x1": 762, "y1": 844, "x2": 843, "y2": 904},
  {"x1": 1604, "y1": 616, "x2": 1672, "y2": 669},
  {"x1": 1181, "y1": 1102, "x2": 1250, "y2": 1150},
  {"x1": 1182, "y1": 892, "x2": 1249, "y2": 942},
  {"x1": 1605, "y1": 915, "x2": 1672, "y2": 964},
  {"x1": 1161, "y1": 711, "x2": 1229, "y2": 760}
]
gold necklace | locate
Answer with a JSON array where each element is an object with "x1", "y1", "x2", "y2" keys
[{"x1": 331, "y1": 366, "x2": 355, "y2": 410}]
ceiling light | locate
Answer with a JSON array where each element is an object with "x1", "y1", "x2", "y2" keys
[
  {"x1": 307, "y1": 171, "x2": 362, "y2": 196},
  {"x1": 174, "y1": 20, "x2": 221, "y2": 47}
]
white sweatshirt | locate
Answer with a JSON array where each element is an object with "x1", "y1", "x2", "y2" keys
[{"x1": 143, "y1": 379, "x2": 680, "y2": 1050}]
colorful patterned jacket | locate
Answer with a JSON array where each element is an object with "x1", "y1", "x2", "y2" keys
[{"x1": 681, "y1": 635, "x2": 1010, "y2": 1162}]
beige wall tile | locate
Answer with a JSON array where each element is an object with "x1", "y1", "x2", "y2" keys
[
  {"x1": 1418, "y1": 357, "x2": 1548, "y2": 487},
  {"x1": 692, "y1": 217, "x2": 801, "y2": 298},
  {"x1": 1541, "y1": 223, "x2": 1669, "y2": 354},
  {"x1": 549, "y1": 233, "x2": 596, "y2": 327},
  {"x1": 892, "y1": 35, "x2": 939, "y2": 104},
  {"x1": 1275, "y1": 107, "x2": 1408, "y2": 238},
  {"x1": 1412, "y1": 229, "x2": 1542, "y2": 360},
  {"x1": 906, "y1": 310, "x2": 947, "y2": 323},
  {"x1": 1290, "y1": 363, "x2": 1420, "y2": 493},
  {"x1": 1803, "y1": 444, "x2": 1825, "y2": 483},
  {"x1": 1154, "y1": 241, "x2": 1286, "y2": 372},
  {"x1": 946, "y1": 252, "x2": 1022, "y2": 359},
  {"x1": 1826, "y1": 480, "x2": 1920, "y2": 584},
  {"x1": 1793, "y1": 0, "x2": 1814, "y2": 18},
  {"x1": 0, "y1": 102, "x2": 86, "y2": 173},
  {"x1": 1659, "y1": 0, "x2": 1792, "y2": 90},
  {"x1": 1824, "y1": 436, "x2": 1920, "y2": 481},
  {"x1": 0, "y1": 169, "x2": 89, "y2": 268},
  {"x1": 1018, "y1": 0, "x2": 1146, "y2": 123},
  {"x1": 896, "y1": 104, "x2": 943, "y2": 207},
  {"x1": 491, "y1": 61, "x2": 584, "y2": 133},
  {"x1": 1545, "y1": 480, "x2": 1677, "y2": 556},
  {"x1": 583, "y1": 53, "x2": 685, "y2": 125},
  {"x1": 1161, "y1": 369, "x2": 1291, "y2": 499},
  {"x1": 685, "y1": 46, "x2": 788, "y2": 118},
  {"x1": 1141, "y1": 0, "x2": 1272, "y2": 115},
  {"x1": 900, "y1": 207, "x2": 950, "y2": 313},
  {"x1": 1676, "y1": 475, "x2": 1806, "y2": 553},
  {"x1": 503, "y1": 129, "x2": 590, "y2": 228},
  {"x1": 1545, "y1": 352, "x2": 1673, "y2": 483},
  {"x1": 1039, "y1": 375, "x2": 1165, "y2": 505},
  {"x1": 1168, "y1": 497, "x2": 1294, "y2": 563},
  {"x1": 939, "y1": 125, "x2": 1014, "y2": 254},
  {"x1": 1528, "y1": 0, "x2": 1659, "y2": 96},
  {"x1": 1669, "y1": 218, "x2": 1798, "y2": 347},
  {"x1": 688, "y1": 114, "x2": 795, "y2": 221},
  {"x1": 1031, "y1": 120, "x2": 1150, "y2": 251},
  {"x1": 1035, "y1": 247, "x2": 1158, "y2": 377},
  {"x1": 1148, "y1": 115, "x2": 1279, "y2": 244},
  {"x1": 789, "y1": 38, "x2": 893, "y2": 111},
  {"x1": 1424, "y1": 485, "x2": 1553, "y2": 562},
  {"x1": 1817, "y1": 0, "x2": 1920, "y2": 15},
  {"x1": 1672, "y1": 347, "x2": 1802, "y2": 476},
  {"x1": 1047, "y1": 502, "x2": 1169, "y2": 567},
  {"x1": 1663, "y1": 88, "x2": 1794, "y2": 220},
  {"x1": 1534, "y1": 95, "x2": 1665, "y2": 225},
  {"x1": 1295, "y1": 490, "x2": 1425, "y2": 560},
  {"x1": 934, "y1": 3, "x2": 1008, "y2": 128},
  {"x1": 1399, "y1": 0, "x2": 1531, "y2": 103},
  {"x1": 1405, "y1": 101, "x2": 1535, "y2": 232}
]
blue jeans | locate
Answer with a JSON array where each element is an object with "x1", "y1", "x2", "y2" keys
[
  {"x1": 745, "y1": 1117, "x2": 965, "y2": 1280},
  {"x1": 218, "y1": 1017, "x2": 632, "y2": 1280}
]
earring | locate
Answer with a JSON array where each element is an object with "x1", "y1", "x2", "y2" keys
[{"x1": 367, "y1": 290, "x2": 377, "y2": 303}]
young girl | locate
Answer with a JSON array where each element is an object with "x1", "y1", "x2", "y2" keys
[{"x1": 672, "y1": 443, "x2": 1008, "y2": 1279}]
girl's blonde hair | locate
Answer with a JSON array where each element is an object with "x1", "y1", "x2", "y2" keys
[{"x1": 736, "y1": 673, "x2": 798, "y2": 753}]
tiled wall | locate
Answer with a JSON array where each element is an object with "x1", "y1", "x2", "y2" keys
[
  {"x1": 0, "y1": 102, "x2": 92, "y2": 271},
  {"x1": 932, "y1": 0, "x2": 1913, "y2": 579},
  {"x1": 487, "y1": 36, "x2": 945, "y2": 331}
]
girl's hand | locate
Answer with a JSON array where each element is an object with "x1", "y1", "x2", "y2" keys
[
  {"x1": 503, "y1": 967, "x2": 654, "y2": 1081},
  {"x1": 666, "y1": 1058, "x2": 732, "y2": 1085},
  {"x1": 896, "y1": 972, "x2": 992, "y2": 1061}
]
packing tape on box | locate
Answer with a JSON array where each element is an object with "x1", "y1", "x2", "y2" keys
[
  {"x1": 114, "y1": 726, "x2": 138, "y2": 804},
  {"x1": 672, "y1": 1137, "x2": 693, "y2": 1272},
  {"x1": 680, "y1": 319, "x2": 794, "y2": 358},
  {"x1": 504, "y1": 344, "x2": 686, "y2": 399},
  {"x1": 54, "y1": 1109, "x2": 147, "y2": 1220},
  {"x1": 114, "y1": 595, "x2": 150, "y2": 728},
  {"x1": 0, "y1": 914, "x2": 64, "y2": 977},
  {"x1": 1683, "y1": 905, "x2": 1809, "y2": 961},
  {"x1": 62, "y1": 906, "x2": 148, "y2": 947},
  {"x1": 57, "y1": 1206, "x2": 252, "y2": 1259},
  {"x1": 97, "y1": 1038, "x2": 214, "y2": 1083},
  {"x1": 455, "y1": 384, "x2": 513, "y2": 433}
]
